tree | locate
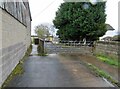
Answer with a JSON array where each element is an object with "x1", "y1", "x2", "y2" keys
[
  {"x1": 42, "y1": 23, "x2": 56, "y2": 36},
  {"x1": 35, "y1": 24, "x2": 50, "y2": 39},
  {"x1": 35, "y1": 23, "x2": 56, "y2": 39},
  {"x1": 35, "y1": 24, "x2": 50, "y2": 55},
  {"x1": 53, "y1": 1, "x2": 107, "y2": 41}
]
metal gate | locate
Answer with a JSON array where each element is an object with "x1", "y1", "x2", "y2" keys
[{"x1": 44, "y1": 41, "x2": 94, "y2": 55}]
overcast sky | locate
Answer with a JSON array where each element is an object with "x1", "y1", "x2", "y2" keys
[{"x1": 29, "y1": 0, "x2": 119, "y2": 37}]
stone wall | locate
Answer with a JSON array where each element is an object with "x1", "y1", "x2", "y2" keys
[
  {"x1": 95, "y1": 41, "x2": 119, "y2": 59},
  {"x1": 0, "y1": 2, "x2": 31, "y2": 87}
]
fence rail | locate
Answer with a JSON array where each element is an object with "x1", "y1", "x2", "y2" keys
[{"x1": 54, "y1": 40, "x2": 94, "y2": 47}]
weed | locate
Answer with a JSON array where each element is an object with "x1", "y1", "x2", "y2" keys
[
  {"x1": 96, "y1": 53, "x2": 119, "y2": 68},
  {"x1": 87, "y1": 63, "x2": 120, "y2": 87},
  {"x1": 1, "y1": 44, "x2": 32, "y2": 88}
]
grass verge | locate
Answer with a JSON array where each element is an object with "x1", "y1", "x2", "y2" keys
[
  {"x1": 37, "y1": 54, "x2": 48, "y2": 56},
  {"x1": 96, "y1": 53, "x2": 119, "y2": 68},
  {"x1": 87, "y1": 63, "x2": 120, "y2": 88},
  {"x1": 1, "y1": 44, "x2": 32, "y2": 89}
]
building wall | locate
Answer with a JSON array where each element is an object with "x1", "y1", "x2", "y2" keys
[
  {"x1": 0, "y1": 8, "x2": 2, "y2": 87},
  {"x1": 95, "y1": 41, "x2": 119, "y2": 59},
  {"x1": 0, "y1": 1, "x2": 31, "y2": 87}
]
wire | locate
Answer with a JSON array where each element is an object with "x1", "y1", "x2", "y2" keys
[{"x1": 33, "y1": 0, "x2": 56, "y2": 19}]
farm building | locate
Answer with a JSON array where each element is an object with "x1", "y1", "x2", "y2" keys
[{"x1": 0, "y1": 0, "x2": 32, "y2": 87}]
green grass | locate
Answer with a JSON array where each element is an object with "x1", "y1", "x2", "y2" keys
[
  {"x1": 87, "y1": 63, "x2": 120, "y2": 87},
  {"x1": 37, "y1": 54, "x2": 48, "y2": 56},
  {"x1": 1, "y1": 63, "x2": 24, "y2": 88},
  {"x1": 11, "y1": 63, "x2": 24, "y2": 75},
  {"x1": 96, "y1": 54, "x2": 119, "y2": 68}
]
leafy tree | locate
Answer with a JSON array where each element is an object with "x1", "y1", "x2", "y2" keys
[
  {"x1": 53, "y1": 1, "x2": 107, "y2": 41},
  {"x1": 35, "y1": 24, "x2": 50, "y2": 39}
]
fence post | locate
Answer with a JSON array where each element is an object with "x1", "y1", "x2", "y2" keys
[{"x1": 92, "y1": 41, "x2": 96, "y2": 55}]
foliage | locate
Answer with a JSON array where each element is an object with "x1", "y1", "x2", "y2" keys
[
  {"x1": 35, "y1": 24, "x2": 50, "y2": 39},
  {"x1": 37, "y1": 44, "x2": 47, "y2": 56},
  {"x1": 96, "y1": 53, "x2": 119, "y2": 67},
  {"x1": 37, "y1": 44, "x2": 44, "y2": 55},
  {"x1": 53, "y1": 2, "x2": 107, "y2": 41},
  {"x1": 87, "y1": 63, "x2": 119, "y2": 87}
]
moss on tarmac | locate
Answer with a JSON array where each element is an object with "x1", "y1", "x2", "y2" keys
[{"x1": 1, "y1": 45, "x2": 32, "y2": 89}]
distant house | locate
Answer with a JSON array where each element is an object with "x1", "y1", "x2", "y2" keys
[
  {"x1": 100, "y1": 24, "x2": 115, "y2": 41},
  {"x1": 44, "y1": 35, "x2": 53, "y2": 42},
  {"x1": 31, "y1": 35, "x2": 39, "y2": 44},
  {"x1": 48, "y1": 35, "x2": 53, "y2": 41},
  {"x1": 101, "y1": 36, "x2": 113, "y2": 41},
  {"x1": 0, "y1": 0, "x2": 32, "y2": 87},
  {"x1": 106, "y1": 24, "x2": 115, "y2": 31},
  {"x1": 52, "y1": 37, "x2": 59, "y2": 44}
]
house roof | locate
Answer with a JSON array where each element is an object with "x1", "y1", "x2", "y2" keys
[
  {"x1": 106, "y1": 24, "x2": 115, "y2": 31},
  {"x1": 101, "y1": 36, "x2": 113, "y2": 41}
]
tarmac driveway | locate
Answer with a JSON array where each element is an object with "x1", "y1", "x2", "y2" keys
[{"x1": 6, "y1": 45, "x2": 115, "y2": 87}]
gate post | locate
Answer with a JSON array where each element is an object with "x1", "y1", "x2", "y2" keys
[
  {"x1": 92, "y1": 41, "x2": 96, "y2": 54},
  {"x1": 37, "y1": 39, "x2": 44, "y2": 55}
]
